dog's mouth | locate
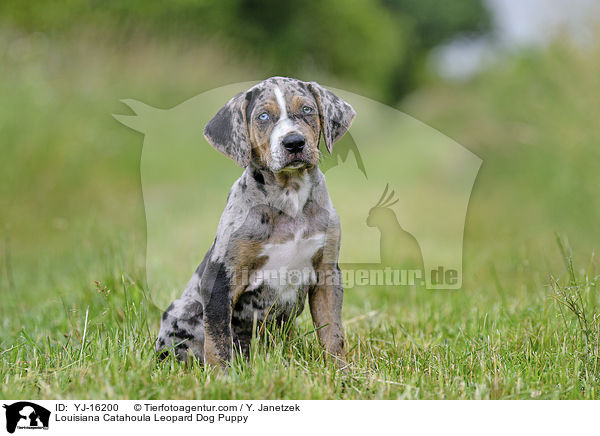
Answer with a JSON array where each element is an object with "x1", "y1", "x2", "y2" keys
[
  {"x1": 278, "y1": 158, "x2": 310, "y2": 172},
  {"x1": 285, "y1": 159, "x2": 307, "y2": 169}
]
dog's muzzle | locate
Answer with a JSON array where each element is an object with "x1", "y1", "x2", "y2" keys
[
  {"x1": 282, "y1": 133, "x2": 305, "y2": 154},
  {"x1": 278, "y1": 132, "x2": 310, "y2": 170}
]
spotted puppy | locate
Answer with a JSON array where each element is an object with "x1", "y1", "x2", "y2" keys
[{"x1": 156, "y1": 77, "x2": 355, "y2": 367}]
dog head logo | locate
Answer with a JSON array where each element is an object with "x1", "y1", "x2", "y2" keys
[{"x1": 3, "y1": 402, "x2": 50, "y2": 433}]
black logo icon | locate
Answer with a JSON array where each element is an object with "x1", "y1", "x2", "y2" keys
[{"x1": 2, "y1": 402, "x2": 50, "y2": 433}]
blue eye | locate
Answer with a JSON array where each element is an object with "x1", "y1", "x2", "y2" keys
[
  {"x1": 258, "y1": 112, "x2": 270, "y2": 121},
  {"x1": 302, "y1": 106, "x2": 313, "y2": 114}
]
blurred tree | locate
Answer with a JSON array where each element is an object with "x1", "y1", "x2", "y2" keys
[
  {"x1": 382, "y1": 0, "x2": 492, "y2": 100},
  {"x1": 0, "y1": 0, "x2": 490, "y2": 103},
  {"x1": 206, "y1": 0, "x2": 407, "y2": 102}
]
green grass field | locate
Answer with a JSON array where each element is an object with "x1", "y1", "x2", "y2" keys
[{"x1": 1, "y1": 29, "x2": 600, "y2": 399}]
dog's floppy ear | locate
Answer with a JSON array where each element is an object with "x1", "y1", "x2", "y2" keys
[
  {"x1": 308, "y1": 82, "x2": 356, "y2": 154},
  {"x1": 203, "y1": 91, "x2": 252, "y2": 167}
]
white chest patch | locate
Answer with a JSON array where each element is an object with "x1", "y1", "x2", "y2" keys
[{"x1": 247, "y1": 232, "x2": 326, "y2": 304}]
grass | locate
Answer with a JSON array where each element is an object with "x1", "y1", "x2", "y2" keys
[
  {"x1": 2, "y1": 28, "x2": 600, "y2": 399},
  {"x1": 2, "y1": 234, "x2": 599, "y2": 399}
]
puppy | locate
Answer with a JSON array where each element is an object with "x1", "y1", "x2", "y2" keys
[{"x1": 156, "y1": 77, "x2": 355, "y2": 367}]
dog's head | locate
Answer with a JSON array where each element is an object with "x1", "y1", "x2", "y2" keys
[{"x1": 204, "y1": 77, "x2": 355, "y2": 172}]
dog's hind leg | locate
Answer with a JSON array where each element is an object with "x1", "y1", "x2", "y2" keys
[
  {"x1": 156, "y1": 248, "x2": 213, "y2": 362},
  {"x1": 156, "y1": 282, "x2": 205, "y2": 362}
]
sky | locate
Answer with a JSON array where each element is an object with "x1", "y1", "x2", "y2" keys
[{"x1": 432, "y1": 0, "x2": 600, "y2": 79}]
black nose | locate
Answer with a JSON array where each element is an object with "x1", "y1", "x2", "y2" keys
[{"x1": 282, "y1": 133, "x2": 305, "y2": 153}]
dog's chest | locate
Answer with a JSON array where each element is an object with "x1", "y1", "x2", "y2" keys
[
  {"x1": 233, "y1": 227, "x2": 325, "y2": 326},
  {"x1": 253, "y1": 232, "x2": 325, "y2": 295},
  {"x1": 248, "y1": 231, "x2": 325, "y2": 302}
]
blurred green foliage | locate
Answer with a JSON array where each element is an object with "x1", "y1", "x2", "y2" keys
[
  {"x1": 0, "y1": 0, "x2": 490, "y2": 102},
  {"x1": 2, "y1": 1, "x2": 600, "y2": 399},
  {"x1": 383, "y1": 0, "x2": 491, "y2": 99}
]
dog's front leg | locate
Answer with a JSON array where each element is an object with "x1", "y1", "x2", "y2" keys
[
  {"x1": 200, "y1": 262, "x2": 233, "y2": 367},
  {"x1": 309, "y1": 264, "x2": 345, "y2": 366}
]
